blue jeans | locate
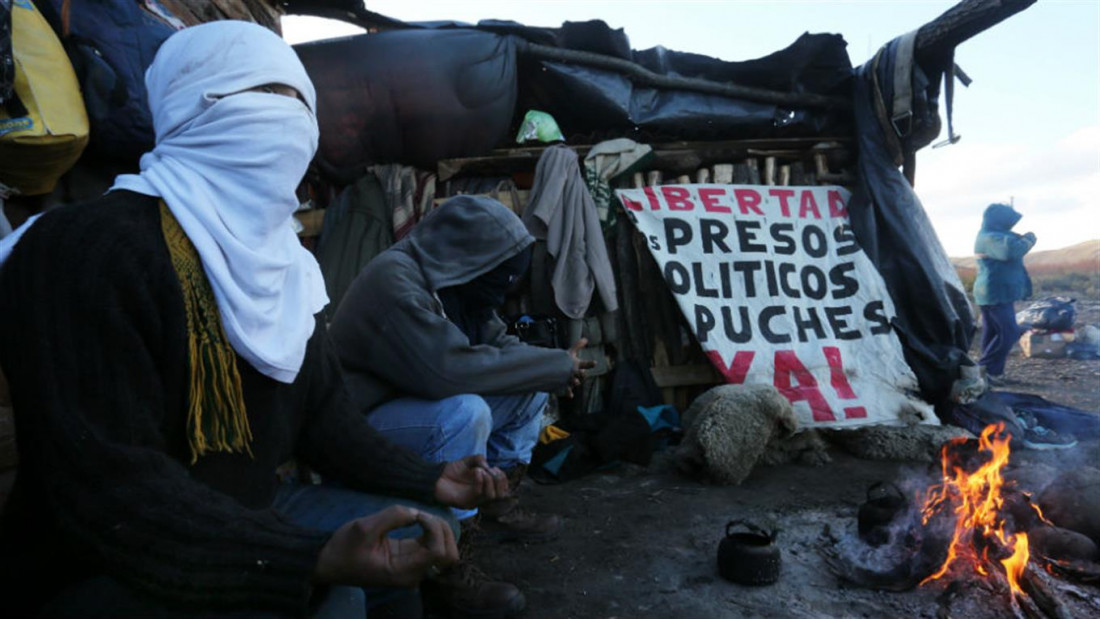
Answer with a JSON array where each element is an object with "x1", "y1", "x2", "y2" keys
[
  {"x1": 979, "y1": 302, "x2": 1021, "y2": 376},
  {"x1": 273, "y1": 482, "x2": 459, "y2": 618},
  {"x1": 366, "y1": 392, "x2": 548, "y2": 520}
]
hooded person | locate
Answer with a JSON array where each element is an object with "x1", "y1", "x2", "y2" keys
[
  {"x1": 973, "y1": 203, "x2": 1036, "y2": 383},
  {"x1": 0, "y1": 21, "x2": 513, "y2": 619},
  {"x1": 329, "y1": 195, "x2": 595, "y2": 610}
]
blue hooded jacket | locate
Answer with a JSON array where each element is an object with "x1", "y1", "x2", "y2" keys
[{"x1": 972, "y1": 203, "x2": 1035, "y2": 306}]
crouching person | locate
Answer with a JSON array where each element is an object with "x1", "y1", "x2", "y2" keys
[
  {"x1": 329, "y1": 195, "x2": 594, "y2": 617},
  {"x1": 0, "y1": 21, "x2": 511, "y2": 618}
]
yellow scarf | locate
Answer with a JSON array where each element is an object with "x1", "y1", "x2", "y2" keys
[{"x1": 159, "y1": 202, "x2": 253, "y2": 463}]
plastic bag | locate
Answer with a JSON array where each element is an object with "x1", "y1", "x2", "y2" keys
[
  {"x1": 515, "y1": 109, "x2": 563, "y2": 143},
  {"x1": 1016, "y1": 296, "x2": 1076, "y2": 332}
]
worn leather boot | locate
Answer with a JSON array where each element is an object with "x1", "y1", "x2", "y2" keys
[
  {"x1": 479, "y1": 464, "x2": 563, "y2": 543},
  {"x1": 421, "y1": 519, "x2": 526, "y2": 619}
]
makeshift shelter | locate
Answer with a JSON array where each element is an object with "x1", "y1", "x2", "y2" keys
[
  {"x1": 0, "y1": 0, "x2": 1039, "y2": 496},
  {"x1": 287, "y1": 0, "x2": 1033, "y2": 425}
]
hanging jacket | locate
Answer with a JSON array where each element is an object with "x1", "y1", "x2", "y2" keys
[
  {"x1": 329, "y1": 195, "x2": 574, "y2": 413},
  {"x1": 523, "y1": 145, "x2": 619, "y2": 319},
  {"x1": 973, "y1": 203, "x2": 1034, "y2": 306}
]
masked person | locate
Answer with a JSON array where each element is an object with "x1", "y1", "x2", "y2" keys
[
  {"x1": 0, "y1": 21, "x2": 513, "y2": 619},
  {"x1": 973, "y1": 203, "x2": 1036, "y2": 385},
  {"x1": 329, "y1": 195, "x2": 594, "y2": 614}
]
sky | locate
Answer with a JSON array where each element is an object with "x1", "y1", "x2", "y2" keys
[{"x1": 283, "y1": 0, "x2": 1100, "y2": 257}]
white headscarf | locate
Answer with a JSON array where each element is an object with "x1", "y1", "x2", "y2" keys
[{"x1": 112, "y1": 21, "x2": 328, "y2": 383}]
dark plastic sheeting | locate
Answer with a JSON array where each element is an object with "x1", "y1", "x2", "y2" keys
[
  {"x1": 304, "y1": 17, "x2": 855, "y2": 166},
  {"x1": 295, "y1": 28, "x2": 518, "y2": 171},
  {"x1": 513, "y1": 22, "x2": 854, "y2": 142},
  {"x1": 846, "y1": 38, "x2": 975, "y2": 413}
]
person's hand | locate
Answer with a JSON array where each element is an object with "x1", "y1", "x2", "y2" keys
[
  {"x1": 313, "y1": 505, "x2": 458, "y2": 588},
  {"x1": 434, "y1": 454, "x2": 510, "y2": 509},
  {"x1": 564, "y1": 337, "x2": 597, "y2": 399}
]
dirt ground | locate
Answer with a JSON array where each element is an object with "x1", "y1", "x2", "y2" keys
[{"x1": 473, "y1": 297, "x2": 1100, "y2": 619}]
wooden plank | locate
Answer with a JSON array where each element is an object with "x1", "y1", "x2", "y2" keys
[
  {"x1": 436, "y1": 138, "x2": 853, "y2": 181},
  {"x1": 650, "y1": 364, "x2": 724, "y2": 388},
  {"x1": 731, "y1": 163, "x2": 751, "y2": 184},
  {"x1": 432, "y1": 190, "x2": 530, "y2": 214}
]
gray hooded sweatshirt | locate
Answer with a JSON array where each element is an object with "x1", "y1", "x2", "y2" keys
[{"x1": 329, "y1": 195, "x2": 575, "y2": 414}]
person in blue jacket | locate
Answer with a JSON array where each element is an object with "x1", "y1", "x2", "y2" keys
[{"x1": 972, "y1": 203, "x2": 1036, "y2": 384}]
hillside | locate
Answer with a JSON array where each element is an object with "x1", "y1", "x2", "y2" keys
[{"x1": 951, "y1": 239, "x2": 1100, "y2": 272}]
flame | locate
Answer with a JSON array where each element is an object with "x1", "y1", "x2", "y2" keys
[
  {"x1": 1023, "y1": 492, "x2": 1054, "y2": 526},
  {"x1": 1002, "y1": 533, "x2": 1029, "y2": 595},
  {"x1": 918, "y1": 423, "x2": 1030, "y2": 597}
]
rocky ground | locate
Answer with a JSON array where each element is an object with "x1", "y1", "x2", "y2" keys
[{"x1": 472, "y1": 296, "x2": 1100, "y2": 619}]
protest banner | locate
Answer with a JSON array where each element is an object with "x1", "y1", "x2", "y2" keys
[{"x1": 615, "y1": 184, "x2": 935, "y2": 429}]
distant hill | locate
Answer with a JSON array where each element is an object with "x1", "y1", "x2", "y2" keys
[
  {"x1": 952, "y1": 240, "x2": 1099, "y2": 274},
  {"x1": 952, "y1": 240, "x2": 1100, "y2": 298}
]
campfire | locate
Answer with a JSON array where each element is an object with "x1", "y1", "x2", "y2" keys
[
  {"x1": 917, "y1": 423, "x2": 1045, "y2": 606},
  {"x1": 825, "y1": 422, "x2": 1099, "y2": 619}
]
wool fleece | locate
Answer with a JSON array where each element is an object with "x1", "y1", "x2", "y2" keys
[{"x1": 330, "y1": 195, "x2": 575, "y2": 413}]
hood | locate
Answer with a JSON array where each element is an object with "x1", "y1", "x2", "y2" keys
[
  {"x1": 981, "y1": 203, "x2": 1022, "y2": 232},
  {"x1": 407, "y1": 195, "x2": 534, "y2": 292}
]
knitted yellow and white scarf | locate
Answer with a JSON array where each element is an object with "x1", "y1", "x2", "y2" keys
[{"x1": 160, "y1": 202, "x2": 252, "y2": 463}]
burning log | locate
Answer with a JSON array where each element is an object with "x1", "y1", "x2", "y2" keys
[
  {"x1": 918, "y1": 423, "x2": 1030, "y2": 595},
  {"x1": 827, "y1": 422, "x2": 1089, "y2": 617},
  {"x1": 1044, "y1": 558, "x2": 1100, "y2": 585},
  {"x1": 1019, "y1": 566, "x2": 1073, "y2": 619}
]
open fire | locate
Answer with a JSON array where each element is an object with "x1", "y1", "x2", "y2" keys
[{"x1": 918, "y1": 423, "x2": 1049, "y2": 598}]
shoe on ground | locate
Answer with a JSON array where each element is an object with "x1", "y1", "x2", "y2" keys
[
  {"x1": 478, "y1": 463, "x2": 563, "y2": 543},
  {"x1": 1016, "y1": 410, "x2": 1038, "y2": 431},
  {"x1": 480, "y1": 503, "x2": 563, "y2": 543},
  {"x1": 421, "y1": 559, "x2": 525, "y2": 619},
  {"x1": 1022, "y1": 425, "x2": 1077, "y2": 451}
]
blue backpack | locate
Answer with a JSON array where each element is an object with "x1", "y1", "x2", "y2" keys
[{"x1": 36, "y1": 0, "x2": 178, "y2": 159}]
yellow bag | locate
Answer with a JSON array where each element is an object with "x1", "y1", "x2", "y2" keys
[{"x1": 0, "y1": 0, "x2": 88, "y2": 196}]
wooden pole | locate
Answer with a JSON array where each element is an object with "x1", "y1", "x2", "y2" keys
[{"x1": 915, "y1": 0, "x2": 1037, "y2": 61}]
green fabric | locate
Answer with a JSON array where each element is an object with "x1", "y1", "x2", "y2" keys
[{"x1": 317, "y1": 173, "x2": 393, "y2": 318}]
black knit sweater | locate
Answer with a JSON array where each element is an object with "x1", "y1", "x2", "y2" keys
[{"x1": 0, "y1": 191, "x2": 446, "y2": 616}]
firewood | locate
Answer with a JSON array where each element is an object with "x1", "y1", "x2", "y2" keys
[
  {"x1": 1021, "y1": 566, "x2": 1073, "y2": 619},
  {"x1": 1045, "y1": 558, "x2": 1100, "y2": 584}
]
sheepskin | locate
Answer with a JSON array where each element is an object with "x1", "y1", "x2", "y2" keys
[{"x1": 676, "y1": 384, "x2": 799, "y2": 485}]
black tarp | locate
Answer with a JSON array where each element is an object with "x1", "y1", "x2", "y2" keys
[
  {"x1": 847, "y1": 37, "x2": 976, "y2": 414},
  {"x1": 515, "y1": 25, "x2": 853, "y2": 143},
  {"x1": 295, "y1": 17, "x2": 855, "y2": 169},
  {"x1": 295, "y1": 29, "x2": 518, "y2": 172}
]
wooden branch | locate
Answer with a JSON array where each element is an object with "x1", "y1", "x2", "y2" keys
[
  {"x1": 1020, "y1": 566, "x2": 1073, "y2": 619},
  {"x1": 518, "y1": 41, "x2": 850, "y2": 110},
  {"x1": 915, "y1": 0, "x2": 1037, "y2": 59}
]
